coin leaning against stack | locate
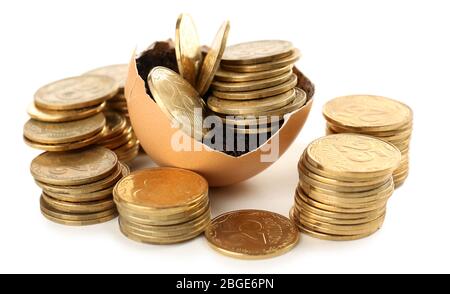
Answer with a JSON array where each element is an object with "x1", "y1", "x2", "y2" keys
[
  {"x1": 208, "y1": 40, "x2": 306, "y2": 138},
  {"x1": 84, "y1": 64, "x2": 141, "y2": 161},
  {"x1": 291, "y1": 134, "x2": 401, "y2": 241},
  {"x1": 24, "y1": 75, "x2": 118, "y2": 151},
  {"x1": 114, "y1": 168, "x2": 211, "y2": 244},
  {"x1": 323, "y1": 95, "x2": 413, "y2": 187},
  {"x1": 30, "y1": 147, "x2": 129, "y2": 226}
]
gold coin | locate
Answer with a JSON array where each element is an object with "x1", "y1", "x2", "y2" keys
[
  {"x1": 27, "y1": 101, "x2": 106, "y2": 123},
  {"x1": 100, "y1": 128, "x2": 133, "y2": 150},
  {"x1": 36, "y1": 163, "x2": 128, "y2": 194},
  {"x1": 102, "y1": 111, "x2": 127, "y2": 140},
  {"x1": 84, "y1": 64, "x2": 128, "y2": 90},
  {"x1": 215, "y1": 65, "x2": 292, "y2": 82},
  {"x1": 44, "y1": 185, "x2": 113, "y2": 202},
  {"x1": 259, "y1": 88, "x2": 307, "y2": 116},
  {"x1": 305, "y1": 134, "x2": 401, "y2": 179},
  {"x1": 23, "y1": 113, "x2": 106, "y2": 144},
  {"x1": 211, "y1": 69, "x2": 292, "y2": 92},
  {"x1": 196, "y1": 21, "x2": 230, "y2": 96},
  {"x1": 148, "y1": 66, "x2": 207, "y2": 138},
  {"x1": 221, "y1": 40, "x2": 294, "y2": 65},
  {"x1": 34, "y1": 75, "x2": 119, "y2": 110},
  {"x1": 40, "y1": 196, "x2": 116, "y2": 221},
  {"x1": 23, "y1": 128, "x2": 104, "y2": 152},
  {"x1": 114, "y1": 167, "x2": 208, "y2": 209},
  {"x1": 117, "y1": 148, "x2": 139, "y2": 163},
  {"x1": 212, "y1": 74, "x2": 297, "y2": 100},
  {"x1": 41, "y1": 210, "x2": 117, "y2": 226},
  {"x1": 42, "y1": 193, "x2": 115, "y2": 214},
  {"x1": 326, "y1": 122, "x2": 413, "y2": 140},
  {"x1": 323, "y1": 95, "x2": 413, "y2": 132},
  {"x1": 295, "y1": 206, "x2": 382, "y2": 225},
  {"x1": 220, "y1": 48, "x2": 301, "y2": 73},
  {"x1": 205, "y1": 209, "x2": 299, "y2": 259},
  {"x1": 30, "y1": 146, "x2": 118, "y2": 185},
  {"x1": 216, "y1": 114, "x2": 283, "y2": 127},
  {"x1": 175, "y1": 13, "x2": 203, "y2": 86},
  {"x1": 207, "y1": 89, "x2": 295, "y2": 115},
  {"x1": 232, "y1": 124, "x2": 281, "y2": 135},
  {"x1": 113, "y1": 137, "x2": 139, "y2": 153}
]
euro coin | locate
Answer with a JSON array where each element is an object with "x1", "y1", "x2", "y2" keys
[
  {"x1": 221, "y1": 40, "x2": 294, "y2": 65},
  {"x1": 205, "y1": 210, "x2": 299, "y2": 259}
]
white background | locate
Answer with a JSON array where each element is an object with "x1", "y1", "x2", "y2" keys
[{"x1": 1, "y1": 0, "x2": 449, "y2": 273}]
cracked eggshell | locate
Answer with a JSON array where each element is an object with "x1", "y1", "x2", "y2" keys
[{"x1": 125, "y1": 51, "x2": 314, "y2": 187}]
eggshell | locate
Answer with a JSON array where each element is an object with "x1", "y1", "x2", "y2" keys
[{"x1": 125, "y1": 50, "x2": 314, "y2": 187}]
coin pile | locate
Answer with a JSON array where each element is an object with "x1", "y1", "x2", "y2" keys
[
  {"x1": 97, "y1": 111, "x2": 140, "y2": 163},
  {"x1": 323, "y1": 95, "x2": 413, "y2": 187},
  {"x1": 205, "y1": 210, "x2": 299, "y2": 259},
  {"x1": 24, "y1": 75, "x2": 118, "y2": 151},
  {"x1": 291, "y1": 134, "x2": 401, "y2": 240},
  {"x1": 85, "y1": 64, "x2": 140, "y2": 162},
  {"x1": 114, "y1": 168, "x2": 211, "y2": 244},
  {"x1": 207, "y1": 40, "x2": 305, "y2": 138},
  {"x1": 30, "y1": 147, "x2": 129, "y2": 226}
]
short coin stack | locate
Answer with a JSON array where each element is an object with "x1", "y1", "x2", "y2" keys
[
  {"x1": 24, "y1": 75, "x2": 118, "y2": 151},
  {"x1": 291, "y1": 134, "x2": 401, "y2": 240},
  {"x1": 114, "y1": 168, "x2": 211, "y2": 244},
  {"x1": 85, "y1": 64, "x2": 140, "y2": 162},
  {"x1": 31, "y1": 147, "x2": 129, "y2": 226},
  {"x1": 323, "y1": 95, "x2": 413, "y2": 187},
  {"x1": 97, "y1": 111, "x2": 140, "y2": 163},
  {"x1": 208, "y1": 40, "x2": 305, "y2": 137}
]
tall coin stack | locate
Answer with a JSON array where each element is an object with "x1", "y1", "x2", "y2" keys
[
  {"x1": 114, "y1": 168, "x2": 211, "y2": 244},
  {"x1": 24, "y1": 75, "x2": 118, "y2": 151},
  {"x1": 84, "y1": 65, "x2": 140, "y2": 162},
  {"x1": 207, "y1": 41, "x2": 305, "y2": 146},
  {"x1": 31, "y1": 147, "x2": 129, "y2": 225},
  {"x1": 291, "y1": 134, "x2": 401, "y2": 240},
  {"x1": 323, "y1": 95, "x2": 413, "y2": 187}
]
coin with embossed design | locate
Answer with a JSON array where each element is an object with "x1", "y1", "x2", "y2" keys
[
  {"x1": 84, "y1": 64, "x2": 128, "y2": 90},
  {"x1": 205, "y1": 209, "x2": 299, "y2": 259},
  {"x1": 27, "y1": 101, "x2": 106, "y2": 123},
  {"x1": 34, "y1": 75, "x2": 119, "y2": 110},
  {"x1": 30, "y1": 146, "x2": 118, "y2": 185},
  {"x1": 222, "y1": 40, "x2": 294, "y2": 65},
  {"x1": 196, "y1": 21, "x2": 230, "y2": 96},
  {"x1": 23, "y1": 112, "x2": 106, "y2": 144},
  {"x1": 175, "y1": 13, "x2": 203, "y2": 86}
]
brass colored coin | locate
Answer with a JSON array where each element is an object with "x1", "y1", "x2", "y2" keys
[
  {"x1": 44, "y1": 185, "x2": 113, "y2": 202},
  {"x1": 220, "y1": 49, "x2": 301, "y2": 73},
  {"x1": 34, "y1": 75, "x2": 119, "y2": 110},
  {"x1": 212, "y1": 74, "x2": 297, "y2": 100},
  {"x1": 305, "y1": 134, "x2": 401, "y2": 179},
  {"x1": 222, "y1": 40, "x2": 294, "y2": 65},
  {"x1": 205, "y1": 209, "x2": 299, "y2": 259},
  {"x1": 175, "y1": 13, "x2": 203, "y2": 86},
  {"x1": 100, "y1": 128, "x2": 133, "y2": 150},
  {"x1": 196, "y1": 21, "x2": 230, "y2": 96},
  {"x1": 40, "y1": 197, "x2": 117, "y2": 221},
  {"x1": 259, "y1": 88, "x2": 307, "y2": 116},
  {"x1": 148, "y1": 66, "x2": 207, "y2": 138},
  {"x1": 114, "y1": 167, "x2": 208, "y2": 209},
  {"x1": 30, "y1": 146, "x2": 118, "y2": 185},
  {"x1": 41, "y1": 210, "x2": 117, "y2": 226},
  {"x1": 117, "y1": 148, "x2": 139, "y2": 163},
  {"x1": 215, "y1": 65, "x2": 292, "y2": 82},
  {"x1": 23, "y1": 129, "x2": 104, "y2": 152},
  {"x1": 326, "y1": 122, "x2": 413, "y2": 141},
  {"x1": 84, "y1": 64, "x2": 128, "y2": 90},
  {"x1": 42, "y1": 193, "x2": 115, "y2": 214},
  {"x1": 211, "y1": 69, "x2": 293, "y2": 92},
  {"x1": 232, "y1": 124, "x2": 281, "y2": 135},
  {"x1": 208, "y1": 89, "x2": 295, "y2": 115},
  {"x1": 102, "y1": 112, "x2": 127, "y2": 140},
  {"x1": 36, "y1": 163, "x2": 128, "y2": 195},
  {"x1": 217, "y1": 114, "x2": 283, "y2": 127},
  {"x1": 27, "y1": 102, "x2": 106, "y2": 123},
  {"x1": 114, "y1": 137, "x2": 139, "y2": 153},
  {"x1": 24, "y1": 113, "x2": 106, "y2": 144},
  {"x1": 295, "y1": 206, "x2": 382, "y2": 225},
  {"x1": 323, "y1": 95, "x2": 413, "y2": 132}
]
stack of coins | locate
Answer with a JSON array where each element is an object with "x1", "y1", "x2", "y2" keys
[
  {"x1": 207, "y1": 40, "x2": 305, "y2": 139},
  {"x1": 24, "y1": 75, "x2": 118, "y2": 151},
  {"x1": 114, "y1": 168, "x2": 211, "y2": 244},
  {"x1": 291, "y1": 134, "x2": 401, "y2": 241},
  {"x1": 85, "y1": 64, "x2": 140, "y2": 161},
  {"x1": 323, "y1": 95, "x2": 413, "y2": 187},
  {"x1": 96, "y1": 111, "x2": 140, "y2": 163},
  {"x1": 30, "y1": 147, "x2": 129, "y2": 226}
]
